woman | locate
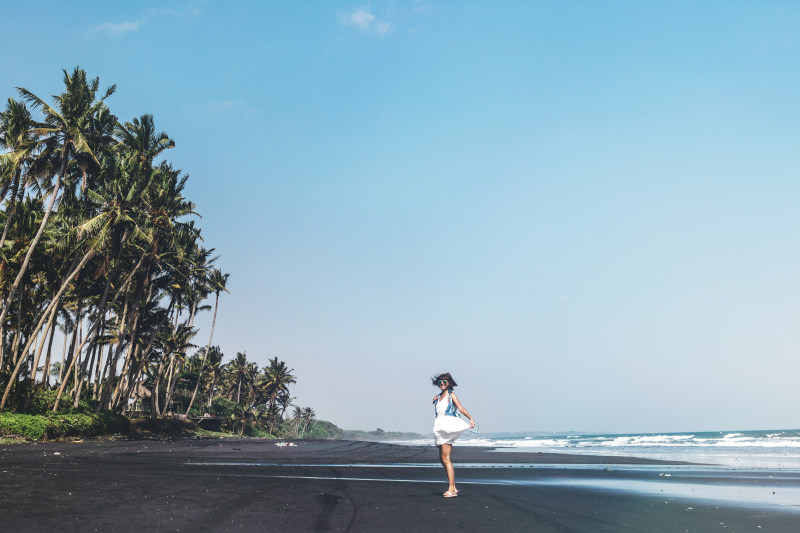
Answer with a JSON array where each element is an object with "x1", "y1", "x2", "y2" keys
[{"x1": 432, "y1": 372, "x2": 475, "y2": 498}]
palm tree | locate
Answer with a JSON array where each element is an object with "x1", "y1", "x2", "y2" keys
[
  {"x1": 276, "y1": 390, "x2": 293, "y2": 419},
  {"x1": 243, "y1": 361, "x2": 260, "y2": 407},
  {"x1": 156, "y1": 322, "x2": 196, "y2": 416},
  {"x1": 0, "y1": 98, "x2": 38, "y2": 251},
  {"x1": 291, "y1": 406, "x2": 303, "y2": 437},
  {"x1": 45, "y1": 151, "x2": 157, "y2": 411},
  {"x1": 1, "y1": 68, "x2": 115, "y2": 333},
  {"x1": 185, "y1": 268, "x2": 229, "y2": 414},
  {"x1": 93, "y1": 152, "x2": 196, "y2": 413},
  {"x1": 226, "y1": 351, "x2": 250, "y2": 405},
  {"x1": 302, "y1": 407, "x2": 316, "y2": 435},
  {"x1": 116, "y1": 114, "x2": 174, "y2": 167},
  {"x1": 231, "y1": 403, "x2": 258, "y2": 435},
  {"x1": 0, "y1": 69, "x2": 115, "y2": 381},
  {"x1": 260, "y1": 357, "x2": 296, "y2": 413},
  {"x1": 1, "y1": 212, "x2": 104, "y2": 409},
  {"x1": 204, "y1": 346, "x2": 224, "y2": 409},
  {"x1": 0, "y1": 69, "x2": 232, "y2": 416}
]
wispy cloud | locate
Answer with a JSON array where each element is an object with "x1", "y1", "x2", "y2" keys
[
  {"x1": 91, "y1": 4, "x2": 201, "y2": 36},
  {"x1": 338, "y1": 8, "x2": 391, "y2": 34},
  {"x1": 93, "y1": 21, "x2": 140, "y2": 35}
]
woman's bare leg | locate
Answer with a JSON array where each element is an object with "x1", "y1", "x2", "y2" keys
[{"x1": 439, "y1": 443, "x2": 456, "y2": 494}]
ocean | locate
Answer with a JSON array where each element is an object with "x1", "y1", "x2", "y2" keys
[{"x1": 399, "y1": 429, "x2": 800, "y2": 469}]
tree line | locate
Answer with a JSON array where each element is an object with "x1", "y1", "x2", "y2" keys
[
  {"x1": 0, "y1": 67, "x2": 329, "y2": 438},
  {"x1": 169, "y1": 351, "x2": 326, "y2": 438}
]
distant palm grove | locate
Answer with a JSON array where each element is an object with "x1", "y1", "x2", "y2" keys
[{"x1": 0, "y1": 68, "x2": 332, "y2": 439}]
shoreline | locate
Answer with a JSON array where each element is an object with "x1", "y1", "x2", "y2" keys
[{"x1": 2, "y1": 439, "x2": 797, "y2": 531}]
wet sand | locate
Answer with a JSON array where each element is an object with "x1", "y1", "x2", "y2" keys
[{"x1": 1, "y1": 439, "x2": 797, "y2": 532}]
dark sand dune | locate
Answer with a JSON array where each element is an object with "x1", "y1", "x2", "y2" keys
[{"x1": 1, "y1": 439, "x2": 797, "y2": 532}]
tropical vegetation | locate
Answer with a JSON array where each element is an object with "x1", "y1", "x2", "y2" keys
[{"x1": 0, "y1": 68, "x2": 338, "y2": 441}]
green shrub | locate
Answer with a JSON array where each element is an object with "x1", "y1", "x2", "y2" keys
[
  {"x1": 0, "y1": 413, "x2": 48, "y2": 440},
  {"x1": 14, "y1": 387, "x2": 98, "y2": 415},
  {"x1": 28, "y1": 389, "x2": 58, "y2": 414},
  {"x1": 0, "y1": 412, "x2": 129, "y2": 440},
  {"x1": 210, "y1": 397, "x2": 238, "y2": 418}
]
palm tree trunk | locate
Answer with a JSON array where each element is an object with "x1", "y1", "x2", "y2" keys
[
  {"x1": 30, "y1": 303, "x2": 59, "y2": 385},
  {"x1": 27, "y1": 245, "x2": 81, "y2": 382},
  {"x1": 9, "y1": 316, "x2": 21, "y2": 367},
  {"x1": 61, "y1": 316, "x2": 80, "y2": 394},
  {"x1": 82, "y1": 247, "x2": 153, "y2": 412},
  {"x1": 119, "y1": 302, "x2": 169, "y2": 414},
  {"x1": 76, "y1": 334, "x2": 99, "y2": 405},
  {"x1": 92, "y1": 325, "x2": 106, "y2": 400},
  {"x1": 113, "y1": 272, "x2": 156, "y2": 413},
  {"x1": 152, "y1": 356, "x2": 166, "y2": 419},
  {"x1": 207, "y1": 375, "x2": 216, "y2": 409},
  {"x1": 188, "y1": 300, "x2": 199, "y2": 327},
  {"x1": 152, "y1": 300, "x2": 179, "y2": 417},
  {"x1": 114, "y1": 342, "x2": 141, "y2": 413},
  {"x1": 74, "y1": 313, "x2": 103, "y2": 408},
  {"x1": 111, "y1": 308, "x2": 140, "y2": 412},
  {"x1": 58, "y1": 325, "x2": 68, "y2": 384},
  {"x1": 162, "y1": 357, "x2": 176, "y2": 414},
  {"x1": 73, "y1": 315, "x2": 83, "y2": 392},
  {"x1": 40, "y1": 313, "x2": 58, "y2": 387},
  {"x1": 58, "y1": 309, "x2": 121, "y2": 410},
  {"x1": 97, "y1": 290, "x2": 131, "y2": 412},
  {"x1": 185, "y1": 291, "x2": 219, "y2": 414}
]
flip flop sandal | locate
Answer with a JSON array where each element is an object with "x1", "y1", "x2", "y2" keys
[{"x1": 443, "y1": 491, "x2": 458, "y2": 498}]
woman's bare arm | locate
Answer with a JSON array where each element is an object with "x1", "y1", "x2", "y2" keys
[{"x1": 450, "y1": 393, "x2": 475, "y2": 427}]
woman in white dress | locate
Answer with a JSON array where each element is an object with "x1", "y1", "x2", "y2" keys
[{"x1": 432, "y1": 372, "x2": 475, "y2": 498}]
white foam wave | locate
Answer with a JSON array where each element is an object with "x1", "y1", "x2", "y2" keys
[
  {"x1": 391, "y1": 430, "x2": 800, "y2": 468},
  {"x1": 492, "y1": 434, "x2": 800, "y2": 449}
]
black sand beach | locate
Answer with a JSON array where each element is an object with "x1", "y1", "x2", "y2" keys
[{"x1": 1, "y1": 439, "x2": 797, "y2": 532}]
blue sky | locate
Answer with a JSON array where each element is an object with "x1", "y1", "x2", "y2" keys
[{"x1": 3, "y1": 1, "x2": 798, "y2": 433}]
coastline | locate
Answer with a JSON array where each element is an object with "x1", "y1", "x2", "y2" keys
[{"x1": 1, "y1": 439, "x2": 797, "y2": 531}]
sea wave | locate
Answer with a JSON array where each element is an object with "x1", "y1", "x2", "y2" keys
[
  {"x1": 393, "y1": 429, "x2": 800, "y2": 468},
  {"x1": 486, "y1": 431, "x2": 800, "y2": 449}
]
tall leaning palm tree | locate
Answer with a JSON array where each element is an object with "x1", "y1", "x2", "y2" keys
[
  {"x1": 185, "y1": 268, "x2": 229, "y2": 414},
  {"x1": 0, "y1": 68, "x2": 115, "y2": 361}
]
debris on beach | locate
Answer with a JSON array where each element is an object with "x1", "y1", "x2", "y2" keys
[{"x1": 274, "y1": 442, "x2": 297, "y2": 447}]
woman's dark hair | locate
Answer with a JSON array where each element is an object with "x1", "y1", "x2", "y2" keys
[{"x1": 432, "y1": 372, "x2": 457, "y2": 389}]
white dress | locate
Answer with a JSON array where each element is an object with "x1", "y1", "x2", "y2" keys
[{"x1": 433, "y1": 391, "x2": 471, "y2": 446}]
